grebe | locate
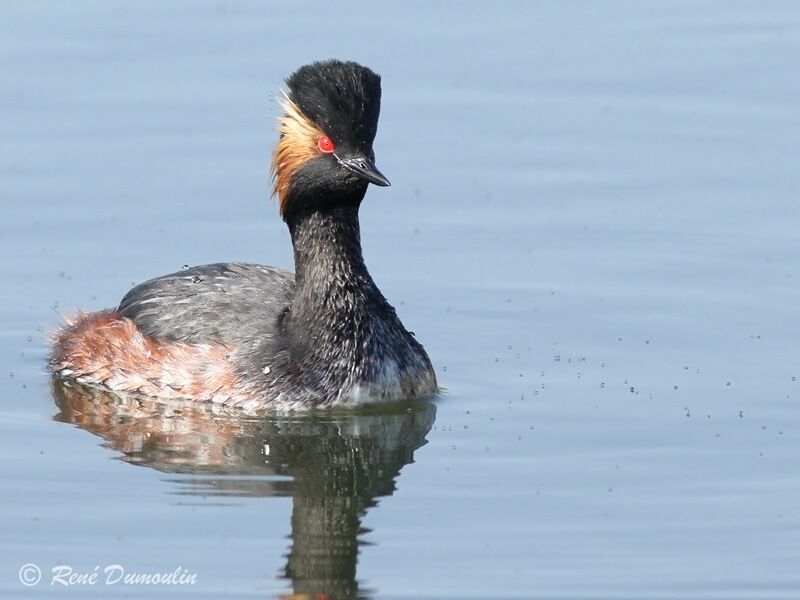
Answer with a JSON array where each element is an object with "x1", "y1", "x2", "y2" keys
[{"x1": 50, "y1": 59, "x2": 437, "y2": 411}]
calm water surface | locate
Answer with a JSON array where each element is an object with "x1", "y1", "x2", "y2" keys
[{"x1": 2, "y1": 2, "x2": 799, "y2": 598}]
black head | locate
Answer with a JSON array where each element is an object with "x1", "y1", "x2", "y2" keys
[
  {"x1": 272, "y1": 60, "x2": 390, "y2": 221},
  {"x1": 288, "y1": 60, "x2": 382, "y2": 156}
]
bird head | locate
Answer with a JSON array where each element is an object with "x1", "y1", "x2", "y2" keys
[{"x1": 271, "y1": 60, "x2": 390, "y2": 221}]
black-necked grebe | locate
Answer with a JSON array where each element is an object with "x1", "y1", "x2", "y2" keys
[{"x1": 50, "y1": 59, "x2": 437, "y2": 411}]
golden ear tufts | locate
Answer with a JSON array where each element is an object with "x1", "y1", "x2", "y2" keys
[{"x1": 271, "y1": 92, "x2": 327, "y2": 216}]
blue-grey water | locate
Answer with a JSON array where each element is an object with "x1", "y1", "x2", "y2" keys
[{"x1": 2, "y1": 2, "x2": 799, "y2": 598}]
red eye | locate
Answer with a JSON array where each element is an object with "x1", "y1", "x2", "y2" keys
[{"x1": 318, "y1": 135, "x2": 335, "y2": 154}]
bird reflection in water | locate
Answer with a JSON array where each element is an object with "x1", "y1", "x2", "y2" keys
[{"x1": 51, "y1": 377, "x2": 436, "y2": 600}]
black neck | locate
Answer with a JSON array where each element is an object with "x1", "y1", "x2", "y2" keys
[
  {"x1": 285, "y1": 200, "x2": 390, "y2": 347},
  {"x1": 277, "y1": 191, "x2": 434, "y2": 399},
  {"x1": 287, "y1": 202, "x2": 368, "y2": 291}
]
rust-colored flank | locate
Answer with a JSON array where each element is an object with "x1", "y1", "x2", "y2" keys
[{"x1": 50, "y1": 311, "x2": 241, "y2": 402}]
